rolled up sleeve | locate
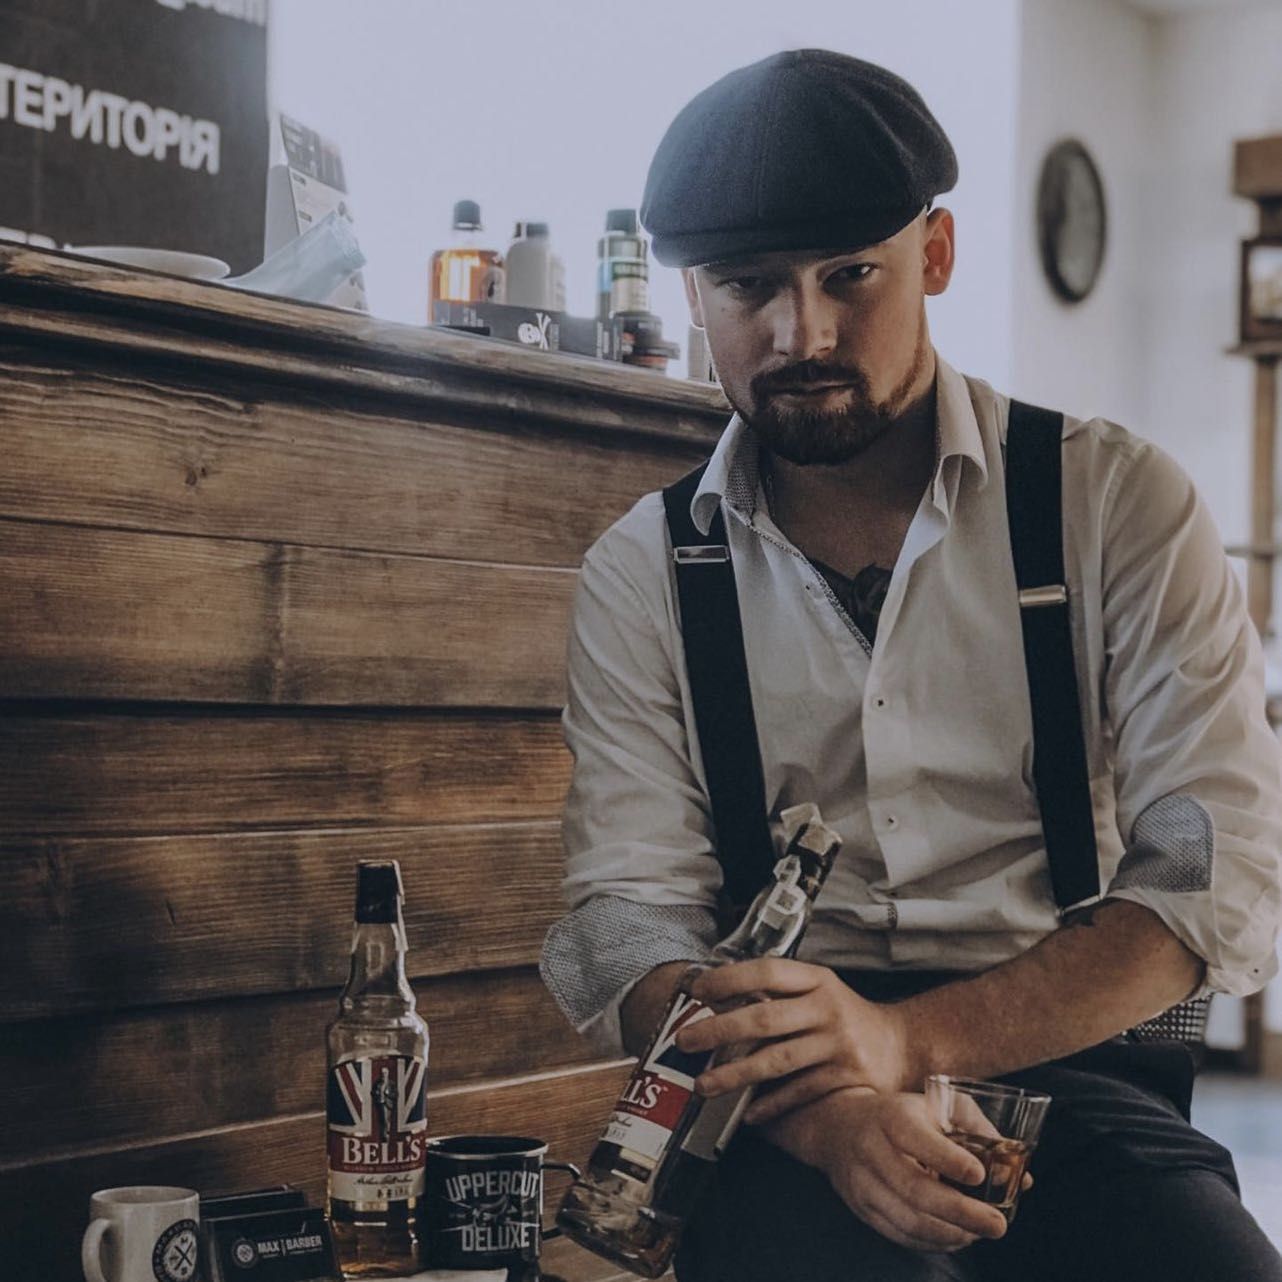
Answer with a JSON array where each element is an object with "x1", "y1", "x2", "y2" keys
[
  {"x1": 539, "y1": 505, "x2": 721, "y2": 1053},
  {"x1": 1102, "y1": 439, "x2": 1282, "y2": 996}
]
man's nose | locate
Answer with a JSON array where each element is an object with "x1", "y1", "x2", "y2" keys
[{"x1": 770, "y1": 282, "x2": 838, "y2": 362}]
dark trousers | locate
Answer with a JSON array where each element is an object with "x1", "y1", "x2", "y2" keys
[{"x1": 675, "y1": 972, "x2": 1282, "y2": 1282}]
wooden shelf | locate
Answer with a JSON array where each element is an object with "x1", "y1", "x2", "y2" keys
[{"x1": 1229, "y1": 341, "x2": 1282, "y2": 358}]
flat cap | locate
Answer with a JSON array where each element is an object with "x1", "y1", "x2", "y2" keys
[{"x1": 641, "y1": 49, "x2": 958, "y2": 267}]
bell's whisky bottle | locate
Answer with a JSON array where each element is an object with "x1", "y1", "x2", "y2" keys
[
  {"x1": 326, "y1": 860, "x2": 430, "y2": 1276},
  {"x1": 557, "y1": 804, "x2": 840, "y2": 1277}
]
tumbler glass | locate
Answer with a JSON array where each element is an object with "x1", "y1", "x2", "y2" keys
[{"x1": 925, "y1": 1074, "x2": 1051, "y2": 1223}]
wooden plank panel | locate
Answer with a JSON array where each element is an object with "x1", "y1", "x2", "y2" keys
[
  {"x1": 277, "y1": 540, "x2": 573, "y2": 707},
  {"x1": 0, "y1": 1061, "x2": 631, "y2": 1282},
  {"x1": 0, "y1": 823, "x2": 571, "y2": 1018},
  {"x1": 0, "y1": 520, "x2": 575, "y2": 706},
  {"x1": 0, "y1": 968, "x2": 600, "y2": 1156},
  {"x1": 0, "y1": 360, "x2": 704, "y2": 565},
  {"x1": 0, "y1": 709, "x2": 569, "y2": 836}
]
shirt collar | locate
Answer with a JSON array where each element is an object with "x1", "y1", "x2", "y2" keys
[{"x1": 690, "y1": 352, "x2": 989, "y2": 536}]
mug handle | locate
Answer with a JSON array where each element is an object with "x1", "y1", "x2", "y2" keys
[
  {"x1": 541, "y1": 1160, "x2": 583, "y2": 1241},
  {"x1": 81, "y1": 1218, "x2": 111, "y2": 1282}
]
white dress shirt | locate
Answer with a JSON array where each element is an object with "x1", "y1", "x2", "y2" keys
[{"x1": 540, "y1": 356, "x2": 1282, "y2": 1055}]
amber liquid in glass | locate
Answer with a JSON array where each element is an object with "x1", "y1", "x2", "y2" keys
[{"x1": 941, "y1": 1131, "x2": 1034, "y2": 1223}]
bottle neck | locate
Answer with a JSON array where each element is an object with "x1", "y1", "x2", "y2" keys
[
  {"x1": 341, "y1": 919, "x2": 415, "y2": 1007},
  {"x1": 714, "y1": 854, "x2": 824, "y2": 964}
]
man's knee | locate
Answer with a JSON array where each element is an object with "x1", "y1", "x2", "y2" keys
[
  {"x1": 997, "y1": 1167, "x2": 1282, "y2": 1282},
  {"x1": 1105, "y1": 1169, "x2": 1282, "y2": 1282}
]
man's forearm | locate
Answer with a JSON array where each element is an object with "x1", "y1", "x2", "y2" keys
[
  {"x1": 619, "y1": 960, "x2": 694, "y2": 1057},
  {"x1": 900, "y1": 899, "x2": 1205, "y2": 1087}
]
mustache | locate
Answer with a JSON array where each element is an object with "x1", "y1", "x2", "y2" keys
[{"x1": 752, "y1": 361, "x2": 870, "y2": 397}]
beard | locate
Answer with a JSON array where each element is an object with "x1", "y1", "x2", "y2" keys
[{"x1": 733, "y1": 320, "x2": 932, "y2": 466}]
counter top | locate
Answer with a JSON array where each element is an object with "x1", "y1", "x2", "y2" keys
[{"x1": 0, "y1": 245, "x2": 729, "y2": 448}]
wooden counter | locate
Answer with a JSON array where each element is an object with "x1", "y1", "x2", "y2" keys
[{"x1": 0, "y1": 246, "x2": 727, "y2": 1281}]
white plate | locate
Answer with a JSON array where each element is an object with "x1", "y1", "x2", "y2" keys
[
  {"x1": 391, "y1": 1271, "x2": 507, "y2": 1281},
  {"x1": 69, "y1": 245, "x2": 231, "y2": 280}
]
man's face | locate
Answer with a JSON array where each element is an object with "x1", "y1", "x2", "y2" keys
[{"x1": 683, "y1": 210, "x2": 954, "y2": 465}]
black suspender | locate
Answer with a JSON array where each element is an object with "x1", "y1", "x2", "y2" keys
[
  {"x1": 662, "y1": 464, "x2": 777, "y2": 927},
  {"x1": 1004, "y1": 401, "x2": 1101, "y2": 913},
  {"x1": 661, "y1": 398, "x2": 1100, "y2": 923}
]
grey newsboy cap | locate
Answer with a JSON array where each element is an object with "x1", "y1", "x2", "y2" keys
[{"x1": 641, "y1": 48, "x2": 958, "y2": 268}]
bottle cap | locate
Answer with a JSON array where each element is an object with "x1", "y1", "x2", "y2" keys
[
  {"x1": 606, "y1": 208, "x2": 638, "y2": 234},
  {"x1": 525, "y1": 221, "x2": 550, "y2": 238},
  {"x1": 452, "y1": 199, "x2": 482, "y2": 230},
  {"x1": 355, "y1": 860, "x2": 404, "y2": 923}
]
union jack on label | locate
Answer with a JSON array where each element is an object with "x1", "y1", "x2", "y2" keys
[{"x1": 328, "y1": 1055, "x2": 427, "y2": 1139}]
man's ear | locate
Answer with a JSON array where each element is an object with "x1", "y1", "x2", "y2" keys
[
  {"x1": 683, "y1": 267, "x2": 706, "y2": 328},
  {"x1": 922, "y1": 208, "x2": 955, "y2": 297}
]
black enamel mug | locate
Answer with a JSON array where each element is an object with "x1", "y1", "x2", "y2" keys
[{"x1": 422, "y1": 1134, "x2": 580, "y2": 1275}]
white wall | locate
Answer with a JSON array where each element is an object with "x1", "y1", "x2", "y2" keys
[
  {"x1": 267, "y1": 0, "x2": 1020, "y2": 386},
  {"x1": 1011, "y1": 0, "x2": 1157, "y2": 430},
  {"x1": 1144, "y1": 4, "x2": 1282, "y2": 548},
  {"x1": 1011, "y1": 0, "x2": 1282, "y2": 547}
]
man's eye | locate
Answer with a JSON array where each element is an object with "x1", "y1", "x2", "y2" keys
[
  {"x1": 724, "y1": 276, "x2": 766, "y2": 294},
  {"x1": 834, "y1": 264, "x2": 874, "y2": 283}
]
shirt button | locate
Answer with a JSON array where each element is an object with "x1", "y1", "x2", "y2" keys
[
  {"x1": 885, "y1": 815, "x2": 898, "y2": 829},
  {"x1": 873, "y1": 696, "x2": 887, "y2": 709}
]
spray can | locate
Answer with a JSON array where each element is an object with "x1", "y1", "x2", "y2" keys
[{"x1": 597, "y1": 208, "x2": 649, "y2": 320}]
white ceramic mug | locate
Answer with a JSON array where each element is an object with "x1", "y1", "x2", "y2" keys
[{"x1": 81, "y1": 1186, "x2": 199, "y2": 1282}]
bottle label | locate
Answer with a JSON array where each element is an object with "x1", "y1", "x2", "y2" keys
[
  {"x1": 608, "y1": 259, "x2": 649, "y2": 315},
  {"x1": 327, "y1": 1054, "x2": 427, "y2": 1204},
  {"x1": 597, "y1": 991, "x2": 713, "y2": 1173}
]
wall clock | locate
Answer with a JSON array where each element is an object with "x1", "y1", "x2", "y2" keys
[{"x1": 1037, "y1": 139, "x2": 1107, "y2": 304}]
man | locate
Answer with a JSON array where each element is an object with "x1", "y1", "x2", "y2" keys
[{"x1": 541, "y1": 49, "x2": 1282, "y2": 1281}]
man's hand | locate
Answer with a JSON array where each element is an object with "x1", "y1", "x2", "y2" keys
[
  {"x1": 762, "y1": 1088, "x2": 1010, "y2": 1253},
  {"x1": 674, "y1": 958, "x2": 914, "y2": 1122}
]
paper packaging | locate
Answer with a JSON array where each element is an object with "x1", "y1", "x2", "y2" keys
[
  {"x1": 265, "y1": 112, "x2": 368, "y2": 312},
  {"x1": 201, "y1": 1205, "x2": 341, "y2": 1282},
  {"x1": 431, "y1": 301, "x2": 621, "y2": 360}
]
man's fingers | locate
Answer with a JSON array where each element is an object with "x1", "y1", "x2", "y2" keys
[
  {"x1": 695, "y1": 1033, "x2": 831, "y2": 1096},
  {"x1": 689, "y1": 957, "x2": 823, "y2": 1003},
  {"x1": 865, "y1": 1130, "x2": 1007, "y2": 1242},
  {"x1": 951, "y1": 1094, "x2": 1001, "y2": 1140},
  {"x1": 882, "y1": 1105, "x2": 986, "y2": 1187},
  {"x1": 862, "y1": 1201, "x2": 975, "y2": 1255},
  {"x1": 676, "y1": 993, "x2": 818, "y2": 1054},
  {"x1": 857, "y1": 1178, "x2": 982, "y2": 1253}
]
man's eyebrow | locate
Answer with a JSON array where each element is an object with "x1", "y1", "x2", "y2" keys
[
  {"x1": 703, "y1": 248, "x2": 882, "y2": 278},
  {"x1": 702, "y1": 260, "x2": 772, "y2": 276}
]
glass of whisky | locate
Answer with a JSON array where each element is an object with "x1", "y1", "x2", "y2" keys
[{"x1": 925, "y1": 1075, "x2": 1051, "y2": 1224}]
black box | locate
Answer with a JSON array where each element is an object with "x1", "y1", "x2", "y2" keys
[{"x1": 431, "y1": 301, "x2": 620, "y2": 360}]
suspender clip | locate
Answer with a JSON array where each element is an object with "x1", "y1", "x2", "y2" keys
[
  {"x1": 1057, "y1": 892, "x2": 1104, "y2": 921},
  {"x1": 1018, "y1": 584, "x2": 1068, "y2": 609},
  {"x1": 674, "y1": 545, "x2": 730, "y2": 565}
]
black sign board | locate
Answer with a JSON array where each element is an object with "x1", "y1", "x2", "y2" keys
[{"x1": 0, "y1": 0, "x2": 268, "y2": 272}]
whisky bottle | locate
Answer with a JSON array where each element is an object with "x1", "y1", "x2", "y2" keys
[
  {"x1": 556, "y1": 804, "x2": 840, "y2": 1277},
  {"x1": 428, "y1": 198, "x2": 505, "y2": 313},
  {"x1": 326, "y1": 860, "x2": 430, "y2": 1277}
]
